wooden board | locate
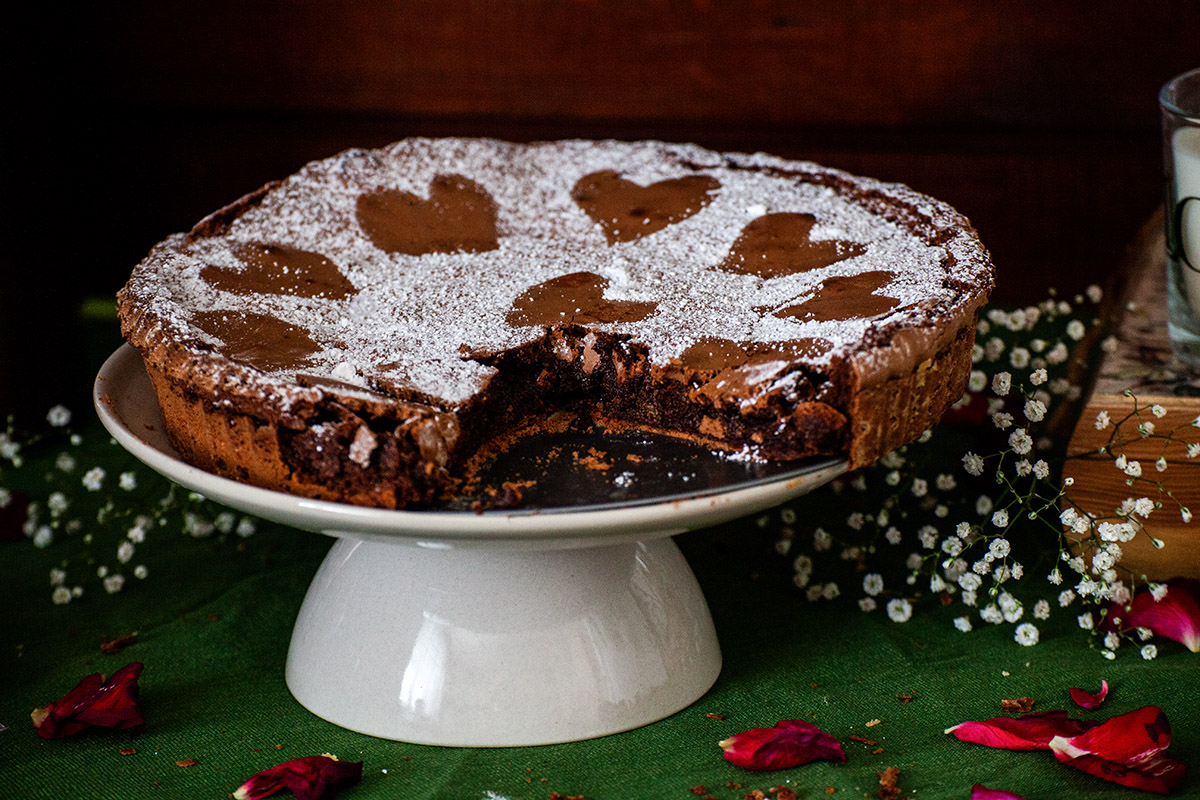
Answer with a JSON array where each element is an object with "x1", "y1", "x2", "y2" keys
[{"x1": 1063, "y1": 211, "x2": 1200, "y2": 580}]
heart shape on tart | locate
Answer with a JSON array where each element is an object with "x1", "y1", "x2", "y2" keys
[
  {"x1": 572, "y1": 170, "x2": 720, "y2": 244},
  {"x1": 771, "y1": 270, "x2": 900, "y2": 322},
  {"x1": 357, "y1": 174, "x2": 499, "y2": 256},
  {"x1": 718, "y1": 212, "x2": 867, "y2": 279},
  {"x1": 201, "y1": 242, "x2": 357, "y2": 300},
  {"x1": 191, "y1": 310, "x2": 320, "y2": 373},
  {"x1": 507, "y1": 271, "x2": 658, "y2": 327}
]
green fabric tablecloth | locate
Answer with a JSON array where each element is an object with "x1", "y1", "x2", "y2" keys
[
  {"x1": 3, "y1": 305, "x2": 1198, "y2": 799},
  {"x1": 2, "y1": 475, "x2": 1196, "y2": 799}
]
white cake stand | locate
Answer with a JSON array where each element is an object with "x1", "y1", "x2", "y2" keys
[{"x1": 95, "y1": 345, "x2": 846, "y2": 746}]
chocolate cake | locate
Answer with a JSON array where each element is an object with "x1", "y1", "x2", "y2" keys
[{"x1": 116, "y1": 138, "x2": 993, "y2": 509}]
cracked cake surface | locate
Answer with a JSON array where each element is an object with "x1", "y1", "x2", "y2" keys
[{"x1": 117, "y1": 138, "x2": 993, "y2": 508}]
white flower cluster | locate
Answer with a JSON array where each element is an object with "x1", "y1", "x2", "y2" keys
[
  {"x1": 772, "y1": 286, "x2": 1198, "y2": 656},
  {"x1": 2, "y1": 405, "x2": 265, "y2": 605}
]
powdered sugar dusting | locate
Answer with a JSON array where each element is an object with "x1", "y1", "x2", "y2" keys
[{"x1": 124, "y1": 138, "x2": 989, "y2": 407}]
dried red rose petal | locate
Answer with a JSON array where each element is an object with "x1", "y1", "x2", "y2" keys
[
  {"x1": 1048, "y1": 706, "x2": 1186, "y2": 795},
  {"x1": 944, "y1": 710, "x2": 1099, "y2": 751},
  {"x1": 31, "y1": 662, "x2": 145, "y2": 739},
  {"x1": 1125, "y1": 579, "x2": 1200, "y2": 653},
  {"x1": 1069, "y1": 679, "x2": 1109, "y2": 710},
  {"x1": 970, "y1": 785, "x2": 1028, "y2": 800},
  {"x1": 718, "y1": 719, "x2": 846, "y2": 770},
  {"x1": 233, "y1": 754, "x2": 363, "y2": 800}
]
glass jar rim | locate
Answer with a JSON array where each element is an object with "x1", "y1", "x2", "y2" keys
[{"x1": 1161, "y1": 67, "x2": 1200, "y2": 121}]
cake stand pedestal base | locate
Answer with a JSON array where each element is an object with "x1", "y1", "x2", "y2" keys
[{"x1": 285, "y1": 535, "x2": 721, "y2": 746}]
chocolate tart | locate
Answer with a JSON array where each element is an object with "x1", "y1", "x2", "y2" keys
[{"x1": 117, "y1": 138, "x2": 993, "y2": 508}]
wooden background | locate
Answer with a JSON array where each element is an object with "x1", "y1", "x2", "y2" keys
[{"x1": 4, "y1": 1, "x2": 1198, "y2": 417}]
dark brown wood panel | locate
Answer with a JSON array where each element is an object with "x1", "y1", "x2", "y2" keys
[{"x1": 83, "y1": 2, "x2": 1197, "y2": 130}]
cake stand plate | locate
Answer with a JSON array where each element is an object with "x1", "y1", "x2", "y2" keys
[{"x1": 95, "y1": 345, "x2": 847, "y2": 746}]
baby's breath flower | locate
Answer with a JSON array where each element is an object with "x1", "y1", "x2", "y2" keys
[
  {"x1": 1015, "y1": 459, "x2": 1032, "y2": 477},
  {"x1": 1123, "y1": 460, "x2": 1142, "y2": 478},
  {"x1": 55, "y1": 452, "x2": 76, "y2": 472},
  {"x1": 47, "y1": 492, "x2": 69, "y2": 516},
  {"x1": 1066, "y1": 320, "x2": 1086, "y2": 341},
  {"x1": 822, "y1": 582, "x2": 840, "y2": 600},
  {"x1": 992, "y1": 372, "x2": 1012, "y2": 396},
  {"x1": 117, "y1": 541, "x2": 135, "y2": 564},
  {"x1": 214, "y1": 511, "x2": 237, "y2": 535},
  {"x1": 1024, "y1": 399, "x2": 1047, "y2": 422},
  {"x1": 991, "y1": 511, "x2": 1010, "y2": 529},
  {"x1": 103, "y1": 574, "x2": 125, "y2": 594},
  {"x1": 1150, "y1": 403, "x2": 1167, "y2": 418},
  {"x1": 886, "y1": 598, "x2": 913, "y2": 623},
  {"x1": 918, "y1": 525, "x2": 939, "y2": 549},
  {"x1": 936, "y1": 473, "x2": 957, "y2": 491},
  {"x1": 1184, "y1": 507, "x2": 1194, "y2": 523},
  {"x1": 1014, "y1": 622, "x2": 1039, "y2": 646},
  {"x1": 958, "y1": 573, "x2": 982, "y2": 592},
  {"x1": 1133, "y1": 497, "x2": 1155, "y2": 518},
  {"x1": 985, "y1": 337, "x2": 1006, "y2": 361},
  {"x1": 1009, "y1": 348, "x2": 1031, "y2": 369},
  {"x1": 980, "y1": 604, "x2": 1003, "y2": 624},
  {"x1": 1156, "y1": 456, "x2": 1168, "y2": 473},
  {"x1": 46, "y1": 405, "x2": 72, "y2": 427},
  {"x1": 134, "y1": 565, "x2": 148, "y2": 579},
  {"x1": 1077, "y1": 613, "x2": 1094, "y2": 630},
  {"x1": 1150, "y1": 583, "x2": 1169, "y2": 601},
  {"x1": 976, "y1": 495, "x2": 994, "y2": 516},
  {"x1": 1046, "y1": 342, "x2": 1069, "y2": 365},
  {"x1": 911, "y1": 478, "x2": 928, "y2": 498},
  {"x1": 33, "y1": 526, "x2": 53, "y2": 548},
  {"x1": 862, "y1": 574, "x2": 884, "y2": 596},
  {"x1": 858, "y1": 597, "x2": 877, "y2": 612},
  {"x1": 1141, "y1": 644, "x2": 1158, "y2": 660},
  {"x1": 1008, "y1": 428, "x2": 1033, "y2": 455},
  {"x1": 82, "y1": 467, "x2": 106, "y2": 491},
  {"x1": 885, "y1": 526, "x2": 903, "y2": 545},
  {"x1": 992, "y1": 412, "x2": 1014, "y2": 430},
  {"x1": 989, "y1": 537, "x2": 1011, "y2": 558},
  {"x1": 1188, "y1": 442, "x2": 1200, "y2": 459},
  {"x1": 963, "y1": 452, "x2": 985, "y2": 476},
  {"x1": 51, "y1": 586, "x2": 72, "y2": 605},
  {"x1": 1086, "y1": 284, "x2": 1103, "y2": 303},
  {"x1": 968, "y1": 370, "x2": 988, "y2": 392},
  {"x1": 1138, "y1": 421, "x2": 1155, "y2": 437},
  {"x1": 1058, "y1": 589, "x2": 1076, "y2": 606},
  {"x1": 118, "y1": 471, "x2": 137, "y2": 491},
  {"x1": 953, "y1": 616, "x2": 972, "y2": 633},
  {"x1": 235, "y1": 517, "x2": 257, "y2": 538},
  {"x1": 1033, "y1": 460, "x2": 1050, "y2": 480},
  {"x1": 1034, "y1": 599, "x2": 1051, "y2": 620},
  {"x1": 813, "y1": 528, "x2": 832, "y2": 551}
]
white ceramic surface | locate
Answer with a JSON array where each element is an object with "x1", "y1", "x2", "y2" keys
[{"x1": 94, "y1": 345, "x2": 847, "y2": 745}]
